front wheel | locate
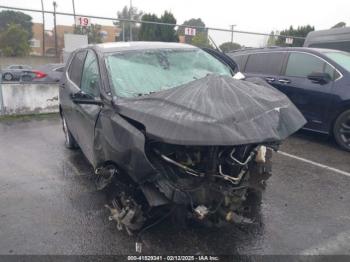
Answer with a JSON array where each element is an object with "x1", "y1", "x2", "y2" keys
[
  {"x1": 333, "y1": 109, "x2": 350, "y2": 152},
  {"x1": 62, "y1": 116, "x2": 78, "y2": 149},
  {"x1": 3, "y1": 73, "x2": 13, "y2": 81}
]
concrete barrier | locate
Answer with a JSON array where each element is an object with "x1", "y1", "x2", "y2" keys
[{"x1": 0, "y1": 83, "x2": 59, "y2": 116}]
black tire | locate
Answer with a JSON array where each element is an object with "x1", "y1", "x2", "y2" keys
[
  {"x1": 62, "y1": 116, "x2": 78, "y2": 149},
  {"x1": 333, "y1": 109, "x2": 350, "y2": 152},
  {"x1": 3, "y1": 73, "x2": 13, "y2": 81}
]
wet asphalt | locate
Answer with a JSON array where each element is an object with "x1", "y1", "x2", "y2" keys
[{"x1": 0, "y1": 114, "x2": 350, "y2": 255}]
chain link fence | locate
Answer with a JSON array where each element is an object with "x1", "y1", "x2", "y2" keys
[{"x1": 0, "y1": 5, "x2": 305, "y2": 68}]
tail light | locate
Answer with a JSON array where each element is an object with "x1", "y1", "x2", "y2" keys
[{"x1": 32, "y1": 70, "x2": 47, "y2": 79}]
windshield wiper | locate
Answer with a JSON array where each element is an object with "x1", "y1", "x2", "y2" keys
[{"x1": 136, "y1": 91, "x2": 156, "y2": 97}]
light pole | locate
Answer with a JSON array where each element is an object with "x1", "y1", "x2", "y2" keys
[
  {"x1": 40, "y1": 0, "x2": 45, "y2": 56},
  {"x1": 53, "y1": 1, "x2": 58, "y2": 57},
  {"x1": 72, "y1": 0, "x2": 76, "y2": 29},
  {"x1": 230, "y1": 24, "x2": 236, "y2": 43},
  {"x1": 129, "y1": 0, "x2": 132, "y2": 41}
]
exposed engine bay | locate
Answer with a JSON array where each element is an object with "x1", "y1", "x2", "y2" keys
[
  {"x1": 147, "y1": 141, "x2": 275, "y2": 224},
  {"x1": 102, "y1": 140, "x2": 277, "y2": 239}
]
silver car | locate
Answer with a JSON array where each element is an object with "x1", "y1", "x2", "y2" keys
[{"x1": 1, "y1": 64, "x2": 32, "y2": 81}]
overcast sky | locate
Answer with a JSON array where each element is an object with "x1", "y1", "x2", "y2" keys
[{"x1": 0, "y1": 0, "x2": 349, "y2": 46}]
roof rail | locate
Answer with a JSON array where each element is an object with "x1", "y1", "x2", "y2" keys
[{"x1": 228, "y1": 46, "x2": 283, "y2": 53}]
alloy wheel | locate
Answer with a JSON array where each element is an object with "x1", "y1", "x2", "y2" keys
[{"x1": 339, "y1": 114, "x2": 350, "y2": 148}]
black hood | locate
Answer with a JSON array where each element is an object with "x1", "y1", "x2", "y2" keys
[{"x1": 115, "y1": 75, "x2": 306, "y2": 145}]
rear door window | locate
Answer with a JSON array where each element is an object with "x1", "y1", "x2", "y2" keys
[
  {"x1": 285, "y1": 52, "x2": 337, "y2": 80},
  {"x1": 245, "y1": 52, "x2": 285, "y2": 75},
  {"x1": 68, "y1": 50, "x2": 87, "y2": 87}
]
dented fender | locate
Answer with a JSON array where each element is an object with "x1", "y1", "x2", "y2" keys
[{"x1": 92, "y1": 107, "x2": 157, "y2": 183}]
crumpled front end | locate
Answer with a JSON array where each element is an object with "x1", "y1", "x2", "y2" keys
[{"x1": 144, "y1": 139, "x2": 276, "y2": 224}]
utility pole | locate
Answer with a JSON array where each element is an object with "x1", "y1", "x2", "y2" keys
[
  {"x1": 53, "y1": 1, "x2": 58, "y2": 57},
  {"x1": 129, "y1": 0, "x2": 132, "y2": 41},
  {"x1": 230, "y1": 24, "x2": 236, "y2": 43},
  {"x1": 122, "y1": 22, "x2": 125, "y2": 42},
  {"x1": 72, "y1": 0, "x2": 76, "y2": 29},
  {"x1": 40, "y1": 0, "x2": 45, "y2": 56}
]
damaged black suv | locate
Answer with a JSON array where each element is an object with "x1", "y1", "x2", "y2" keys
[{"x1": 59, "y1": 42, "x2": 305, "y2": 235}]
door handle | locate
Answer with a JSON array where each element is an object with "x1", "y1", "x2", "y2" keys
[
  {"x1": 265, "y1": 77, "x2": 275, "y2": 82},
  {"x1": 278, "y1": 79, "x2": 291, "y2": 84}
]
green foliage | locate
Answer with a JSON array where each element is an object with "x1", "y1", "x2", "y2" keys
[
  {"x1": 276, "y1": 25, "x2": 315, "y2": 47},
  {"x1": 191, "y1": 32, "x2": 211, "y2": 48},
  {"x1": 219, "y1": 42, "x2": 241, "y2": 52},
  {"x1": 0, "y1": 10, "x2": 33, "y2": 40},
  {"x1": 138, "y1": 14, "x2": 160, "y2": 41},
  {"x1": 74, "y1": 24, "x2": 103, "y2": 44},
  {"x1": 0, "y1": 23, "x2": 31, "y2": 56},
  {"x1": 331, "y1": 22, "x2": 346, "y2": 29},
  {"x1": 267, "y1": 31, "x2": 277, "y2": 46},
  {"x1": 115, "y1": 6, "x2": 143, "y2": 41},
  {"x1": 138, "y1": 11, "x2": 178, "y2": 42},
  {"x1": 159, "y1": 11, "x2": 178, "y2": 42}
]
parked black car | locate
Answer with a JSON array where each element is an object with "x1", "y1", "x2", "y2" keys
[
  {"x1": 228, "y1": 47, "x2": 350, "y2": 151},
  {"x1": 59, "y1": 42, "x2": 305, "y2": 236}
]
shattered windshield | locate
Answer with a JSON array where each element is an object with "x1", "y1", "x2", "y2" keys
[{"x1": 105, "y1": 48, "x2": 232, "y2": 98}]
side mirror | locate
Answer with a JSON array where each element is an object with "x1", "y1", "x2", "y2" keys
[
  {"x1": 307, "y1": 72, "x2": 331, "y2": 84},
  {"x1": 71, "y1": 92, "x2": 103, "y2": 106}
]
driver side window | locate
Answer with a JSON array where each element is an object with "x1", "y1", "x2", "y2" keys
[{"x1": 81, "y1": 50, "x2": 100, "y2": 97}]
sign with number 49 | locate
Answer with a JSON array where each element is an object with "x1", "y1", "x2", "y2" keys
[{"x1": 75, "y1": 16, "x2": 91, "y2": 27}]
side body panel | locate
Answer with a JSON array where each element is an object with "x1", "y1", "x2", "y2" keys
[{"x1": 93, "y1": 107, "x2": 157, "y2": 182}]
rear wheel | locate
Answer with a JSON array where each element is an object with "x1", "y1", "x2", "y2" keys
[
  {"x1": 62, "y1": 116, "x2": 78, "y2": 149},
  {"x1": 333, "y1": 109, "x2": 350, "y2": 152}
]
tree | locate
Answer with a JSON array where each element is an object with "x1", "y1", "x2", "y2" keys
[
  {"x1": 74, "y1": 24, "x2": 103, "y2": 44},
  {"x1": 138, "y1": 11, "x2": 178, "y2": 42},
  {"x1": 219, "y1": 42, "x2": 241, "y2": 52},
  {"x1": 0, "y1": 23, "x2": 31, "y2": 56},
  {"x1": 159, "y1": 11, "x2": 178, "y2": 42},
  {"x1": 191, "y1": 32, "x2": 211, "y2": 48},
  {"x1": 276, "y1": 25, "x2": 314, "y2": 47},
  {"x1": 115, "y1": 6, "x2": 143, "y2": 41},
  {"x1": 332, "y1": 22, "x2": 346, "y2": 29},
  {"x1": 138, "y1": 14, "x2": 160, "y2": 41},
  {"x1": 0, "y1": 10, "x2": 33, "y2": 40},
  {"x1": 267, "y1": 31, "x2": 277, "y2": 46},
  {"x1": 178, "y1": 18, "x2": 207, "y2": 44}
]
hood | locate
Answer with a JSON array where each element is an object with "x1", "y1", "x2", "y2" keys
[{"x1": 115, "y1": 74, "x2": 306, "y2": 145}]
